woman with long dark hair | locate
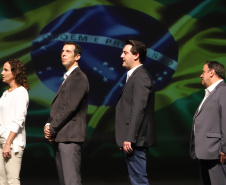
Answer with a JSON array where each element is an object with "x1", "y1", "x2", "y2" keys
[{"x1": 0, "y1": 59, "x2": 29, "y2": 185}]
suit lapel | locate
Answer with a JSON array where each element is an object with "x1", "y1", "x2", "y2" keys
[
  {"x1": 118, "y1": 66, "x2": 142, "y2": 99},
  {"x1": 194, "y1": 81, "x2": 224, "y2": 117},
  {"x1": 52, "y1": 83, "x2": 63, "y2": 102},
  {"x1": 194, "y1": 89, "x2": 216, "y2": 118},
  {"x1": 51, "y1": 67, "x2": 79, "y2": 105}
]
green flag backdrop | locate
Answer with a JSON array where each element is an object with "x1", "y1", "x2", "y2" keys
[{"x1": 0, "y1": 0, "x2": 226, "y2": 184}]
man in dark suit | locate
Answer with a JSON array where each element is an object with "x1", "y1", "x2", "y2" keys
[
  {"x1": 44, "y1": 41, "x2": 89, "y2": 185},
  {"x1": 190, "y1": 61, "x2": 226, "y2": 185},
  {"x1": 115, "y1": 40, "x2": 156, "y2": 185}
]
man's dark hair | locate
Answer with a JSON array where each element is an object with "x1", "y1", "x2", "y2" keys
[
  {"x1": 206, "y1": 61, "x2": 225, "y2": 79},
  {"x1": 64, "y1": 41, "x2": 82, "y2": 56},
  {"x1": 125, "y1": 40, "x2": 147, "y2": 64}
]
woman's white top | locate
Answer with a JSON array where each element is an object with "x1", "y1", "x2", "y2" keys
[{"x1": 0, "y1": 86, "x2": 29, "y2": 153}]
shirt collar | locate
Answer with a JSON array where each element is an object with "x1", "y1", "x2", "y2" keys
[
  {"x1": 127, "y1": 64, "x2": 143, "y2": 77},
  {"x1": 206, "y1": 79, "x2": 223, "y2": 93},
  {"x1": 64, "y1": 66, "x2": 78, "y2": 80}
]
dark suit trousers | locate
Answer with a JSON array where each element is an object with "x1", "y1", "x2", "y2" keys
[
  {"x1": 199, "y1": 159, "x2": 226, "y2": 185},
  {"x1": 55, "y1": 142, "x2": 82, "y2": 185}
]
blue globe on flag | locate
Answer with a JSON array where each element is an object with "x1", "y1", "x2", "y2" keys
[{"x1": 31, "y1": 5, "x2": 178, "y2": 106}]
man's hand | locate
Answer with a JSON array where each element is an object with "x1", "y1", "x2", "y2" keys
[
  {"x1": 123, "y1": 141, "x2": 133, "y2": 154},
  {"x1": 44, "y1": 125, "x2": 51, "y2": 138},
  {"x1": 220, "y1": 152, "x2": 226, "y2": 164},
  {"x1": 44, "y1": 125, "x2": 54, "y2": 142}
]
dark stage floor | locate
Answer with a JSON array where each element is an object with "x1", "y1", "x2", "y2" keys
[
  {"x1": 21, "y1": 167, "x2": 201, "y2": 185},
  {"x1": 22, "y1": 179, "x2": 201, "y2": 185},
  {"x1": 20, "y1": 148, "x2": 201, "y2": 185}
]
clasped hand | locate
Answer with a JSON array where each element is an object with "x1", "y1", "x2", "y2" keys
[
  {"x1": 220, "y1": 152, "x2": 226, "y2": 164},
  {"x1": 44, "y1": 125, "x2": 55, "y2": 142}
]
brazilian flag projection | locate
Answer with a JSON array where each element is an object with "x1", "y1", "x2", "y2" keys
[{"x1": 1, "y1": 0, "x2": 226, "y2": 181}]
